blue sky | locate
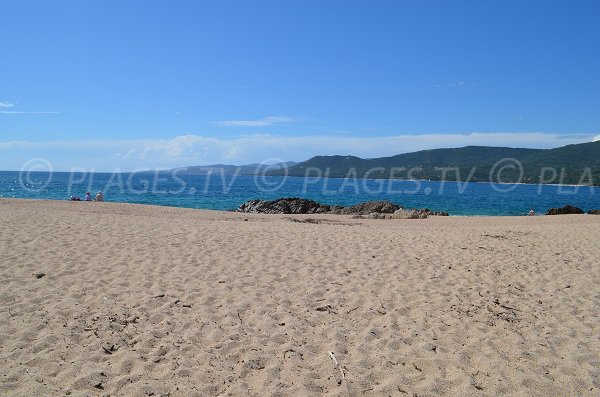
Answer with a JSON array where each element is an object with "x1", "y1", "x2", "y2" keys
[{"x1": 1, "y1": 0, "x2": 599, "y2": 171}]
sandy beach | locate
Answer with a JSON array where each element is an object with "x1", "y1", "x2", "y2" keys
[{"x1": 0, "y1": 199, "x2": 598, "y2": 396}]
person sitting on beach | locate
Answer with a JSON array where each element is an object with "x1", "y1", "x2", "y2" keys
[
  {"x1": 528, "y1": 209, "x2": 535, "y2": 216},
  {"x1": 84, "y1": 192, "x2": 93, "y2": 201},
  {"x1": 70, "y1": 195, "x2": 81, "y2": 201},
  {"x1": 95, "y1": 191, "x2": 104, "y2": 202}
]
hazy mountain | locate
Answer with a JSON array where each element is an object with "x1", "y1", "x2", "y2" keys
[{"x1": 170, "y1": 161, "x2": 298, "y2": 176}]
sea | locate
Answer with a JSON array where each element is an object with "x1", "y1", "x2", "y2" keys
[{"x1": 1, "y1": 170, "x2": 599, "y2": 216}]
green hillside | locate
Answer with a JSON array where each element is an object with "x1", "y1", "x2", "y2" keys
[{"x1": 268, "y1": 141, "x2": 600, "y2": 185}]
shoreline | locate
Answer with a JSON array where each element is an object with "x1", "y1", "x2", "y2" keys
[{"x1": 1, "y1": 197, "x2": 597, "y2": 218}]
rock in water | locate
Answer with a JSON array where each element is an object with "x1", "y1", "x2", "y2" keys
[
  {"x1": 236, "y1": 198, "x2": 340, "y2": 214},
  {"x1": 546, "y1": 205, "x2": 584, "y2": 215},
  {"x1": 588, "y1": 209, "x2": 600, "y2": 215},
  {"x1": 236, "y1": 198, "x2": 398, "y2": 215},
  {"x1": 235, "y1": 198, "x2": 447, "y2": 217}
]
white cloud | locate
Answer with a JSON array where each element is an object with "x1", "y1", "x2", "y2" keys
[
  {"x1": 435, "y1": 81, "x2": 472, "y2": 89},
  {"x1": 216, "y1": 116, "x2": 292, "y2": 127},
  {"x1": 0, "y1": 132, "x2": 597, "y2": 172},
  {"x1": 593, "y1": 135, "x2": 600, "y2": 142},
  {"x1": 0, "y1": 101, "x2": 60, "y2": 114},
  {"x1": 0, "y1": 111, "x2": 60, "y2": 114}
]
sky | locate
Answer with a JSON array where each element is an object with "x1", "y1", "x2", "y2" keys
[{"x1": 1, "y1": 0, "x2": 599, "y2": 171}]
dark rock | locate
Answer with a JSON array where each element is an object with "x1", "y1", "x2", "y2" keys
[
  {"x1": 546, "y1": 205, "x2": 584, "y2": 215},
  {"x1": 339, "y1": 201, "x2": 399, "y2": 215},
  {"x1": 418, "y1": 208, "x2": 449, "y2": 217},
  {"x1": 327, "y1": 206, "x2": 344, "y2": 215},
  {"x1": 235, "y1": 198, "x2": 448, "y2": 217},
  {"x1": 588, "y1": 209, "x2": 600, "y2": 215},
  {"x1": 236, "y1": 198, "x2": 335, "y2": 214},
  {"x1": 235, "y1": 198, "x2": 389, "y2": 215}
]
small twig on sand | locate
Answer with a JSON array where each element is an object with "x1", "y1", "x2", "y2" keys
[
  {"x1": 328, "y1": 351, "x2": 345, "y2": 379},
  {"x1": 493, "y1": 298, "x2": 521, "y2": 312},
  {"x1": 375, "y1": 301, "x2": 387, "y2": 315},
  {"x1": 237, "y1": 310, "x2": 243, "y2": 324}
]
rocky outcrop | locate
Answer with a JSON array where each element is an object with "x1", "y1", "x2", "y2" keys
[
  {"x1": 235, "y1": 198, "x2": 449, "y2": 218},
  {"x1": 388, "y1": 208, "x2": 449, "y2": 219},
  {"x1": 236, "y1": 198, "x2": 341, "y2": 214},
  {"x1": 235, "y1": 198, "x2": 398, "y2": 215},
  {"x1": 392, "y1": 209, "x2": 421, "y2": 219},
  {"x1": 418, "y1": 208, "x2": 449, "y2": 217},
  {"x1": 587, "y1": 209, "x2": 600, "y2": 215},
  {"x1": 546, "y1": 205, "x2": 584, "y2": 215},
  {"x1": 339, "y1": 201, "x2": 399, "y2": 215}
]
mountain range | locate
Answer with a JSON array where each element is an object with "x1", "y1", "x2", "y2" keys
[{"x1": 175, "y1": 141, "x2": 600, "y2": 185}]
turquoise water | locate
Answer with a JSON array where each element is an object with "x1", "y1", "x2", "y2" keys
[{"x1": 1, "y1": 171, "x2": 599, "y2": 216}]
